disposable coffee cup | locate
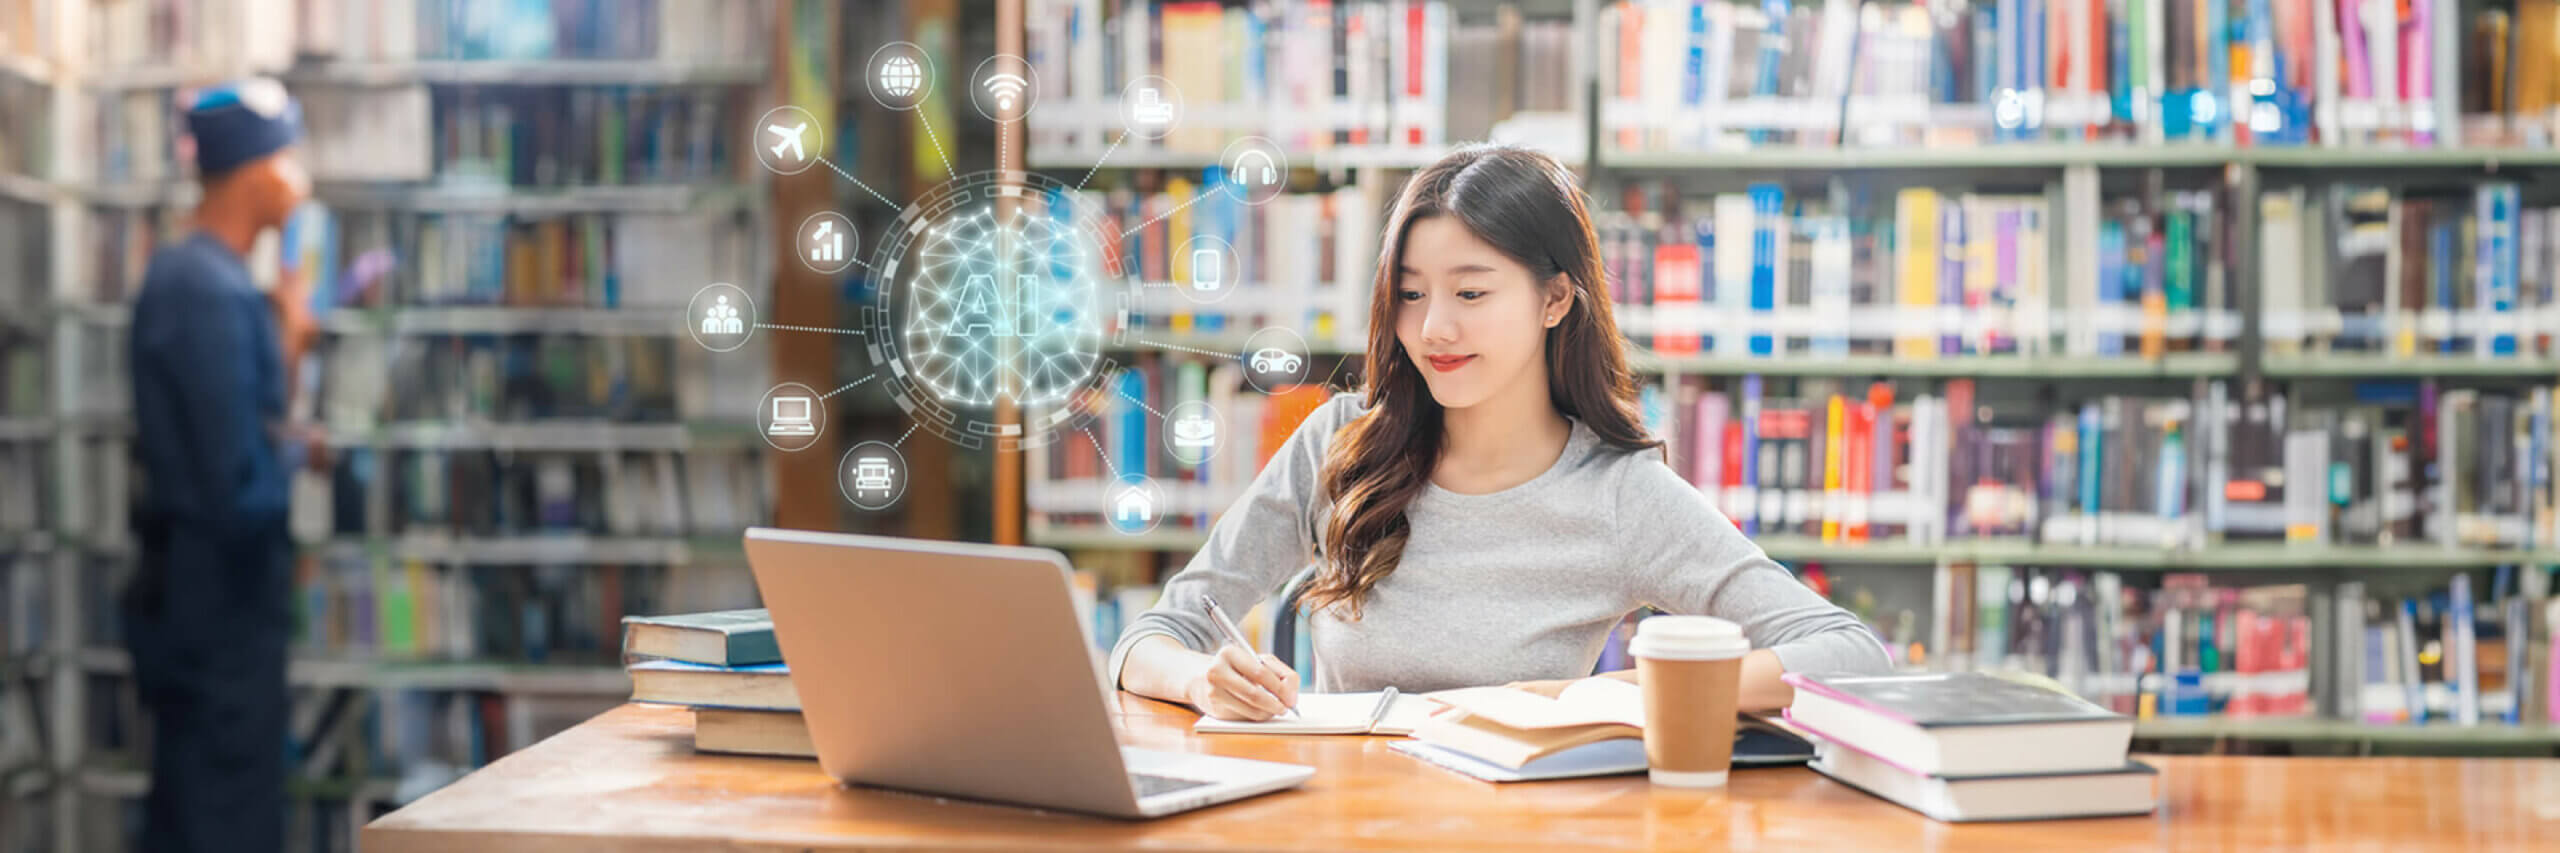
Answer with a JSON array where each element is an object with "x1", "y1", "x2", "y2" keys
[{"x1": 1630, "y1": 615, "x2": 1750, "y2": 788}]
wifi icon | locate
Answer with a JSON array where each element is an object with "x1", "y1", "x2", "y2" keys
[
  {"x1": 985, "y1": 73, "x2": 1027, "y2": 111},
  {"x1": 972, "y1": 57, "x2": 1038, "y2": 122}
]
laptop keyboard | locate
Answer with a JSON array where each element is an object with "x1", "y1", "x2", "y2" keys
[{"x1": 1129, "y1": 772, "x2": 1217, "y2": 799}]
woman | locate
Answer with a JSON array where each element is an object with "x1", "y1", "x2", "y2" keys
[{"x1": 1109, "y1": 145, "x2": 1890, "y2": 721}]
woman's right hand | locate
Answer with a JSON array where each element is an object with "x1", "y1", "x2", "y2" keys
[{"x1": 1185, "y1": 644, "x2": 1301, "y2": 721}]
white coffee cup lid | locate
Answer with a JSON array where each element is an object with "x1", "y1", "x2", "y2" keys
[{"x1": 1628, "y1": 615, "x2": 1750, "y2": 660}]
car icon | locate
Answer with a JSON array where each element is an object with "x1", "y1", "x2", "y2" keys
[{"x1": 1250, "y1": 348, "x2": 1302, "y2": 374}]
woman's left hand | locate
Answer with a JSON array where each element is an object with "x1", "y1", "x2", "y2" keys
[{"x1": 1501, "y1": 678, "x2": 1577, "y2": 699}]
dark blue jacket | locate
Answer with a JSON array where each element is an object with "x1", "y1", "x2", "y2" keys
[{"x1": 125, "y1": 231, "x2": 294, "y2": 697}]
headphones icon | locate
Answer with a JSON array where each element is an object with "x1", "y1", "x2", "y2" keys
[{"x1": 1232, "y1": 150, "x2": 1278, "y2": 186}]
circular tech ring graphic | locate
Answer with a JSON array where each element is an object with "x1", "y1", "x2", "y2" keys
[{"x1": 864, "y1": 170, "x2": 1139, "y2": 451}]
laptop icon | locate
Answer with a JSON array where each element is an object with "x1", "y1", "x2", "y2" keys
[
  {"x1": 742, "y1": 529, "x2": 1315, "y2": 818},
  {"x1": 769, "y1": 396, "x2": 816, "y2": 436}
]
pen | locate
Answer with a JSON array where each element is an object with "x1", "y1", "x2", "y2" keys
[{"x1": 1202, "y1": 595, "x2": 1297, "y2": 718}]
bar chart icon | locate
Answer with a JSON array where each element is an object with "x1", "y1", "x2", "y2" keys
[
  {"x1": 810, "y1": 220, "x2": 844, "y2": 263},
  {"x1": 798, "y1": 212, "x2": 857, "y2": 275}
]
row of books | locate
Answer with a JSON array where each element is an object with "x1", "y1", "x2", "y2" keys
[
  {"x1": 297, "y1": 558, "x2": 756, "y2": 664},
  {"x1": 323, "y1": 334, "x2": 683, "y2": 427},
  {"x1": 1921, "y1": 566, "x2": 2560, "y2": 727},
  {"x1": 1601, "y1": 179, "x2": 2560, "y2": 362},
  {"x1": 291, "y1": 205, "x2": 755, "y2": 310},
  {"x1": 1597, "y1": 0, "x2": 2513, "y2": 151},
  {"x1": 357, "y1": 689, "x2": 624, "y2": 806},
  {"x1": 83, "y1": 0, "x2": 294, "y2": 83},
  {"x1": 82, "y1": 206, "x2": 177, "y2": 305},
  {"x1": 301, "y1": 448, "x2": 767, "y2": 543},
  {"x1": 1027, "y1": 0, "x2": 1462, "y2": 155},
  {"x1": 292, "y1": 0, "x2": 768, "y2": 63},
  {"x1": 419, "y1": 86, "x2": 744, "y2": 189},
  {"x1": 1027, "y1": 353, "x2": 1340, "y2": 530},
  {"x1": 1659, "y1": 376, "x2": 2560, "y2": 551},
  {"x1": 2261, "y1": 182, "x2": 2560, "y2": 356},
  {"x1": 1071, "y1": 183, "x2": 1380, "y2": 349},
  {"x1": 91, "y1": 89, "x2": 183, "y2": 184},
  {"x1": 1602, "y1": 183, "x2": 2150, "y2": 358}
]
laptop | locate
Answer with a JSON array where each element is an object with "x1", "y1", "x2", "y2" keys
[
  {"x1": 768, "y1": 397, "x2": 816, "y2": 436},
  {"x1": 742, "y1": 528, "x2": 1316, "y2": 818}
]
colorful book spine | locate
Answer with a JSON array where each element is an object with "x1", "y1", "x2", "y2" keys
[
  {"x1": 1739, "y1": 375, "x2": 1765, "y2": 536},
  {"x1": 1895, "y1": 188, "x2": 1940, "y2": 358},
  {"x1": 1748, "y1": 182, "x2": 1784, "y2": 356}
]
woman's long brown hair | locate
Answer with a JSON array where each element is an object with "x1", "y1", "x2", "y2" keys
[{"x1": 1304, "y1": 145, "x2": 1661, "y2": 620}]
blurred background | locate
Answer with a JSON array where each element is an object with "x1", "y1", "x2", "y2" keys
[{"x1": 4, "y1": 0, "x2": 2560, "y2": 850}]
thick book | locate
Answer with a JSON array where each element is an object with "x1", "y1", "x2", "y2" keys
[
  {"x1": 1192, "y1": 689, "x2": 1443, "y2": 736},
  {"x1": 1781, "y1": 671, "x2": 2132, "y2": 776},
  {"x1": 1810, "y1": 740, "x2": 2158, "y2": 823},
  {"x1": 628, "y1": 660, "x2": 797, "y2": 711},
  {"x1": 622, "y1": 608, "x2": 779, "y2": 666},
  {"x1": 693, "y1": 708, "x2": 814, "y2": 758}
]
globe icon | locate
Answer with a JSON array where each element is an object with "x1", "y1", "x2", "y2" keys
[{"x1": 880, "y1": 56, "x2": 923, "y2": 98}]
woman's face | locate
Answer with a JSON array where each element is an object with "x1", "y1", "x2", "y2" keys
[{"x1": 1393, "y1": 215, "x2": 1569, "y2": 411}]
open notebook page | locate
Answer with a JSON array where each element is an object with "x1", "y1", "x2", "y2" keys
[{"x1": 1194, "y1": 690, "x2": 1438, "y2": 735}]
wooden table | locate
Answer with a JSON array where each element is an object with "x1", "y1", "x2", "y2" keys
[{"x1": 365, "y1": 694, "x2": 2560, "y2": 851}]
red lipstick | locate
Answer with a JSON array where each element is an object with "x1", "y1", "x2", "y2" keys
[{"x1": 1425, "y1": 354, "x2": 1476, "y2": 373}]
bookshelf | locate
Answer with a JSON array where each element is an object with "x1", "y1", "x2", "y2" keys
[
  {"x1": 1012, "y1": 0, "x2": 2560, "y2": 756},
  {"x1": 5, "y1": 1, "x2": 804, "y2": 850}
]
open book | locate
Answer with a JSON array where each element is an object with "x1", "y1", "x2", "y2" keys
[
  {"x1": 1192, "y1": 688, "x2": 1444, "y2": 735},
  {"x1": 1413, "y1": 679, "x2": 1648, "y2": 769},
  {"x1": 1401, "y1": 679, "x2": 1815, "y2": 782}
]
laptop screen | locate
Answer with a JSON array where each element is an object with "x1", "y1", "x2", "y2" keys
[{"x1": 774, "y1": 397, "x2": 811, "y2": 422}]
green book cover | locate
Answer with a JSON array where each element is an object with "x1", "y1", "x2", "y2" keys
[
  {"x1": 2164, "y1": 208, "x2": 2194, "y2": 313},
  {"x1": 377, "y1": 560, "x2": 417, "y2": 655},
  {"x1": 623, "y1": 608, "x2": 779, "y2": 666},
  {"x1": 600, "y1": 91, "x2": 626, "y2": 186}
]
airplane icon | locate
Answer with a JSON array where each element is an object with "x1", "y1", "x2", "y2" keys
[{"x1": 766, "y1": 122, "x2": 808, "y2": 161}]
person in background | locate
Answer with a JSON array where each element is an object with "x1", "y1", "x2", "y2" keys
[{"x1": 123, "y1": 78, "x2": 321, "y2": 853}]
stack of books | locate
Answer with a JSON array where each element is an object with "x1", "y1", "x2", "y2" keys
[
  {"x1": 623, "y1": 608, "x2": 813, "y2": 758},
  {"x1": 1782, "y1": 671, "x2": 2156, "y2": 823}
]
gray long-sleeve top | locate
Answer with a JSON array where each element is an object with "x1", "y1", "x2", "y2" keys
[{"x1": 1108, "y1": 393, "x2": 1893, "y2": 694}]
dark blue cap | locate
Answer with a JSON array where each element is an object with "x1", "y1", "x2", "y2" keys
[{"x1": 186, "y1": 78, "x2": 301, "y2": 178}]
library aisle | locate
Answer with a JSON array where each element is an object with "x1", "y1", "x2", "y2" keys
[{"x1": 2, "y1": 0, "x2": 2558, "y2": 851}]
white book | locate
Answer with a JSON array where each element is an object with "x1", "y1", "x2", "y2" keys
[
  {"x1": 1712, "y1": 194, "x2": 1754, "y2": 355},
  {"x1": 2145, "y1": 0, "x2": 2166, "y2": 144},
  {"x1": 2313, "y1": 0, "x2": 2341, "y2": 145},
  {"x1": 2063, "y1": 167, "x2": 2100, "y2": 356},
  {"x1": 2363, "y1": 0, "x2": 2399, "y2": 128},
  {"x1": 1811, "y1": 743, "x2": 2157, "y2": 823},
  {"x1": 2430, "y1": 0, "x2": 2460, "y2": 146}
]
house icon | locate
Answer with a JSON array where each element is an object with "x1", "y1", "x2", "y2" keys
[{"x1": 1113, "y1": 487, "x2": 1154, "y2": 525}]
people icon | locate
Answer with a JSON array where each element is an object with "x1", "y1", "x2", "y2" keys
[{"x1": 702, "y1": 294, "x2": 745, "y2": 336}]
